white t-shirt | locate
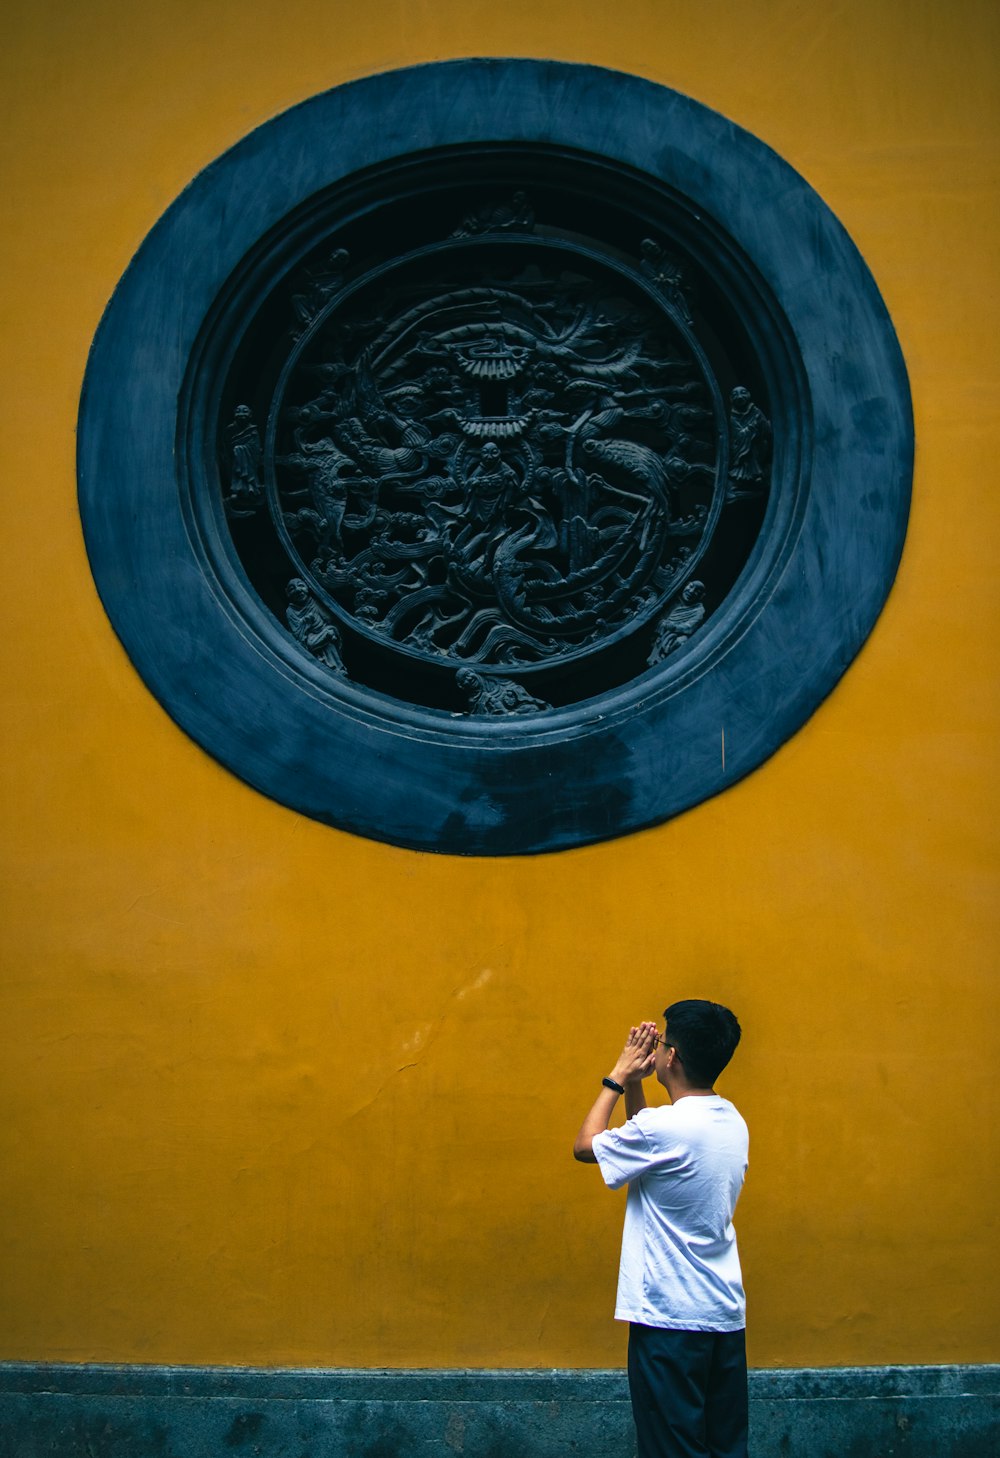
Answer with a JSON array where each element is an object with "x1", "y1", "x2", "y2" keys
[{"x1": 592, "y1": 1096, "x2": 748, "y2": 1331}]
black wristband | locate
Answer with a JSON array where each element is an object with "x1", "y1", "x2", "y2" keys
[{"x1": 602, "y1": 1077, "x2": 625, "y2": 1095}]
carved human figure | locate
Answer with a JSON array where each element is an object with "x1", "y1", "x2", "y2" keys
[
  {"x1": 727, "y1": 386, "x2": 771, "y2": 493},
  {"x1": 639, "y1": 239, "x2": 695, "y2": 325},
  {"x1": 456, "y1": 668, "x2": 550, "y2": 716},
  {"x1": 291, "y1": 247, "x2": 350, "y2": 336},
  {"x1": 285, "y1": 578, "x2": 346, "y2": 673},
  {"x1": 648, "y1": 581, "x2": 706, "y2": 665},
  {"x1": 227, "y1": 405, "x2": 263, "y2": 503},
  {"x1": 466, "y1": 441, "x2": 521, "y2": 527}
]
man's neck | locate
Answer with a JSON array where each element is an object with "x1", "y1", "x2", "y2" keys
[{"x1": 665, "y1": 1074, "x2": 716, "y2": 1101}]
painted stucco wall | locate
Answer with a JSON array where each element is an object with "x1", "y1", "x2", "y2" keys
[{"x1": 1, "y1": 0, "x2": 997, "y2": 1371}]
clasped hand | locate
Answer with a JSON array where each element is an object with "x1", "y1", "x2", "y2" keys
[{"x1": 610, "y1": 1020, "x2": 659, "y2": 1085}]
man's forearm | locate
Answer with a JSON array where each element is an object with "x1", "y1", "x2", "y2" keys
[
  {"x1": 573, "y1": 1085, "x2": 621, "y2": 1163},
  {"x1": 625, "y1": 1079, "x2": 647, "y2": 1118}
]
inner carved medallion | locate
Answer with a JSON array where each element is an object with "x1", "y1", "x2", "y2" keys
[{"x1": 216, "y1": 183, "x2": 772, "y2": 714}]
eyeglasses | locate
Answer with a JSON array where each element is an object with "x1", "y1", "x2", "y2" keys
[{"x1": 654, "y1": 1034, "x2": 683, "y2": 1060}]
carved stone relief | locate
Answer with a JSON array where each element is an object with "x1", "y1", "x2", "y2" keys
[
  {"x1": 219, "y1": 199, "x2": 772, "y2": 714},
  {"x1": 79, "y1": 61, "x2": 911, "y2": 852}
]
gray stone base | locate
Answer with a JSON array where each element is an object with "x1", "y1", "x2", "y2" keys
[{"x1": 0, "y1": 1362, "x2": 996, "y2": 1457}]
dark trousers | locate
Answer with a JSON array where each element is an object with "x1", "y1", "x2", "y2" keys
[{"x1": 627, "y1": 1324, "x2": 748, "y2": 1458}]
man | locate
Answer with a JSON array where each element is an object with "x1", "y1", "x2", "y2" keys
[{"x1": 574, "y1": 1001, "x2": 748, "y2": 1458}]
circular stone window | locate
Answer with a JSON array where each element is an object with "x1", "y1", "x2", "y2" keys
[{"x1": 79, "y1": 61, "x2": 912, "y2": 853}]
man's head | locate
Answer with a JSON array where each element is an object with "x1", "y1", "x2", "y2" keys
[{"x1": 660, "y1": 1000, "x2": 741, "y2": 1088}]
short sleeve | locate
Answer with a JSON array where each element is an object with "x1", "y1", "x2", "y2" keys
[{"x1": 592, "y1": 1114, "x2": 659, "y2": 1190}]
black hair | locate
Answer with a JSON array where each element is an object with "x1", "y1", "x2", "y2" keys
[{"x1": 662, "y1": 1000, "x2": 741, "y2": 1086}]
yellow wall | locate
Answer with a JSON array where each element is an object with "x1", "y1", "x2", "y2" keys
[{"x1": 1, "y1": 1, "x2": 998, "y2": 1370}]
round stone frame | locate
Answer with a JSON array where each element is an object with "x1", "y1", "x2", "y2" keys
[{"x1": 79, "y1": 60, "x2": 912, "y2": 855}]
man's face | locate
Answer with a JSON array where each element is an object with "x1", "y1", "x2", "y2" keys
[{"x1": 653, "y1": 1024, "x2": 677, "y2": 1085}]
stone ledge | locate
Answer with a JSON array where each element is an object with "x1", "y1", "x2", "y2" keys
[{"x1": 0, "y1": 1363, "x2": 996, "y2": 1457}]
